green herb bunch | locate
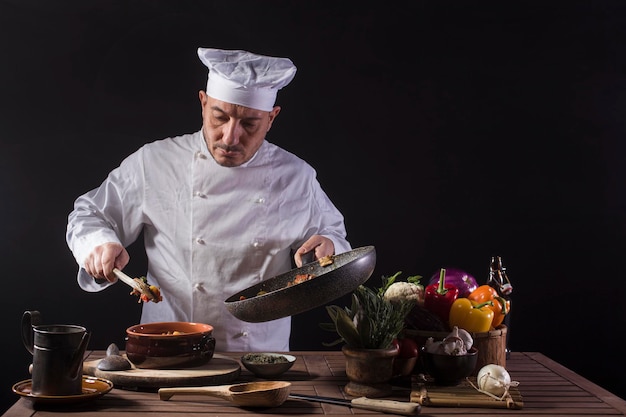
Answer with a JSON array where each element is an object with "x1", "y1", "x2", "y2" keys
[{"x1": 320, "y1": 278, "x2": 415, "y2": 349}]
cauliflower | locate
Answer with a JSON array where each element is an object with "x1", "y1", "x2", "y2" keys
[{"x1": 383, "y1": 281, "x2": 425, "y2": 306}]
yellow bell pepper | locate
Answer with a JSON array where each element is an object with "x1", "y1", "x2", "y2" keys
[{"x1": 448, "y1": 298, "x2": 494, "y2": 333}]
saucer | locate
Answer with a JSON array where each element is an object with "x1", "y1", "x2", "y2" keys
[{"x1": 12, "y1": 375, "x2": 113, "y2": 405}]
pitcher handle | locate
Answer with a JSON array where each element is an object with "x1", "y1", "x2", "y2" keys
[
  {"x1": 21, "y1": 310, "x2": 42, "y2": 355},
  {"x1": 69, "y1": 330, "x2": 91, "y2": 379}
]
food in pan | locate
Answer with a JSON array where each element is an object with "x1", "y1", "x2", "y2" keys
[
  {"x1": 287, "y1": 273, "x2": 315, "y2": 286},
  {"x1": 318, "y1": 255, "x2": 334, "y2": 266},
  {"x1": 235, "y1": 255, "x2": 337, "y2": 301},
  {"x1": 238, "y1": 273, "x2": 318, "y2": 301}
]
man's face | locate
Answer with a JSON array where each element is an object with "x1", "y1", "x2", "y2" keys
[{"x1": 199, "y1": 91, "x2": 280, "y2": 167}]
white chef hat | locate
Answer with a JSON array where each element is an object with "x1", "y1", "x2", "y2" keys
[{"x1": 197, "y1": 47, "x2": 297, "y2": 112}]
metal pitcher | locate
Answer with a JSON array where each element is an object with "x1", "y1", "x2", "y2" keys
[{"x1": 21, "y1": 310, "x2": 91, "y2": 396}]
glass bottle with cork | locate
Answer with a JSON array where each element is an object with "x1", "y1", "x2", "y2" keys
[{"x1": 487, "y1": 256, "x2": 513, "y2": 358}]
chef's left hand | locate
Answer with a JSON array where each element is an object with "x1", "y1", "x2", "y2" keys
[{"x1": 294, "y1": 235, "x2": 335, "y2": 267}]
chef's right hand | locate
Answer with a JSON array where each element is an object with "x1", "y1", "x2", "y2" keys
[{"x1": 83, "y1": 242, "x2": 129, "y2": 282}]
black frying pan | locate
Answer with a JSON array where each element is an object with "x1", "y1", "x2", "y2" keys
[{"x1": 224, "y1": 246, "x2": 376, "y2": 323}]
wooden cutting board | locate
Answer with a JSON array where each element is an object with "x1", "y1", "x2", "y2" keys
[
  {"x1": 411, "y1": 378, "x2": 524, "y2": 409},
  {"x1": 83, "y1": 354, "x2": 241, "y2": 390}
]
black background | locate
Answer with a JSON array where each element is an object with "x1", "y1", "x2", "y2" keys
[{"x1": 2, "y1": 0, "x2": 626, "y2": 413}]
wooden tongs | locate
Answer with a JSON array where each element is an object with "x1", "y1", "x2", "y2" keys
[{"x1": 113, "y1": 268, "x2": 157, "y2": 302}]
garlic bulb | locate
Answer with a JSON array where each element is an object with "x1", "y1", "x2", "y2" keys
[
  {"x1": 424, "y1": 337, "x2": 442, "y2": 353},
  {"x1": 425, "y1": 327, "x2": 475, "y2": 356},
  {"x1": 441, "y1": 326, "x2": 471, "y2": 355},
  {"x1": 455, "y1": 327, "x2": 473, "y2": 350}
]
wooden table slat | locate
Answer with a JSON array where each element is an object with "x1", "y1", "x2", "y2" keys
[{"x1": 3, "y1": 351, "x2": 626, "y2": 416}]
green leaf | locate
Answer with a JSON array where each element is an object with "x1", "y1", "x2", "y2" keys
[
  {"x1": 407, "y1": 275, "x2": 423, "y2": 285},
  {"x1": 321, "y1": 337, "x2": 345, "y2": 347},
  {"x1": 324, "y1": 305, "x2": 362, "y2": 347},
  {"x1": 319, "y1": 322, "x2": 337, "y2": 332},
  {"x1": 378, "y1": 271, "x2": 403, "y2": 296}
]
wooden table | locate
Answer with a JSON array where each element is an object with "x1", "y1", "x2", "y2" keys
[{"x1": 4, "y1": 351, "x2": 626, "y2": 416}]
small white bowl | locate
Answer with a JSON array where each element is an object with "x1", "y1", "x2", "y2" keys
[{"x1": 241, "y1": 353, "x2": 296, "y2": 378}]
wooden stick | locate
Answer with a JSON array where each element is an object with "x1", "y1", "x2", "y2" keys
[
  {"x1": 113, "y1": 268, "x2": 156, "y2": 302},
  {"x1": 411, "y1": 382, "x2": 523, "y2": 409}
]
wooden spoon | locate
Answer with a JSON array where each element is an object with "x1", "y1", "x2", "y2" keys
[
  {"x1": 160, "y1": 382, "x2": 420, "y2": 415},
  {"x1": 158, "y1": 381, "x2": 291, "y2": 407}
]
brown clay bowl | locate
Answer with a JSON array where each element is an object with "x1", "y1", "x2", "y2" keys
[{"x1": 125, "y1": 322, "x2": 216, "y2": 369}]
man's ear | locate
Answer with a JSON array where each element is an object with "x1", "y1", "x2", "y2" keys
[
  {"x1": 198, "y1": 90, "x2": 208, "y2": 105},
  {"x1": 199, "y1": 91, "x2": 208, "y2": 117},
  {"x1": 267, "y1": 106, "x2": 281, "y2": 131}
]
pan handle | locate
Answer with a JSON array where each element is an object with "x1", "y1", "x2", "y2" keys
[{"x1": 299, "y1": 250, "x2": 315, "y2": 265}]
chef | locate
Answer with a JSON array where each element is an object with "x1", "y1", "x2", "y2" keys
[{"x1": 66, "y1": 47, "x2": 351, "y2": 352}]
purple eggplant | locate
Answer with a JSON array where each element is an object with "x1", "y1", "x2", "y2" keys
[{"x1": 428, "y1": 267, "x2": 478, "y2": 298}]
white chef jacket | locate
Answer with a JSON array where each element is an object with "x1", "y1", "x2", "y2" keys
[{"x1": 66, "y1": 130, "x2": 351, "y2": 352}]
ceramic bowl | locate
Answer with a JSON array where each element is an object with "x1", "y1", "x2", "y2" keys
[
  {"x1": 421, "y1": 346, "x2": 478, "y2": 385},
  {"x1": 125, "y1": 322, "x2": 216, "y2": 369},
  {"x1": 240, "y1": 353, "x2": 296, "y2": 378}
]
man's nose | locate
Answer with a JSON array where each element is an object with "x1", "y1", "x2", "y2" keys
[{"x1": 222, "y1": 122, "x2": 242, "y2": 145}]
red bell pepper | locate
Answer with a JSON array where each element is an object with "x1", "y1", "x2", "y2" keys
[{"x1": 424, "y1": 268, "x2": 459, "y2": 325}]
